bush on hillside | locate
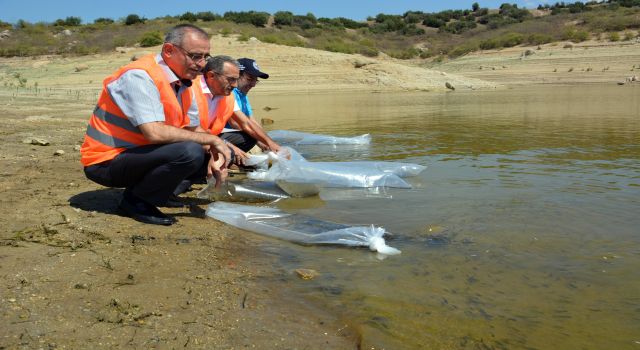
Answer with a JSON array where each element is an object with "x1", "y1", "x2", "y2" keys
[
  {"x1": 479, "y1": 32, "x2": 525, "y2": 49},
  {"x1": 223, "y1": 11, "x2": 270, "y2": 27},
  {"x1": 196, "y1": 11, "x2": 220, "y2": 21},
  {"x1": 125, "y1": 14, "x2": 146, "y2": 25},
  {"x1": 441, "y1": 19, "x2": 477, "y2": 34},
  {"x1": 54, "y1": 16, "x2": 82, "y2": 27},
  {"x1": 387, "y1": 47, "x2": 421, "y2": 59},
  {"x1": 93, "y1": 18, "x2": 114, "y2": 25},
  {"x1": 423, "y1": 15, "x2": 446, "y2": 28},
  {"x1": 139, "y1": 31, "x2": 163, "y2": 47},
  {"x1": 274, "y1": 11, "x2": 294, "y2": 26},
  {"x1": 179, "y1": 12, "x2": 198, "y2": 22}
]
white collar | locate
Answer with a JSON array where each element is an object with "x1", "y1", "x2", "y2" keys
[{"x1": 156, "y1": 54, "x2": 179, "y2": 85}]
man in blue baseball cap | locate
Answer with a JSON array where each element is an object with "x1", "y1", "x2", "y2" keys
[{"x1": 219, "y1": 58, "x2": 278, "y2": 152}]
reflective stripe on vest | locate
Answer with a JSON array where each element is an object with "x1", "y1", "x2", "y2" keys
[
  {"x1": 85, "y1": 124, "x2": 139, "y2": 149},
  {"x1": 92, "y1": 106, "x2": 142, "y2": 135}
]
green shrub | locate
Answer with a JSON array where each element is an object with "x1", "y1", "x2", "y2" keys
[
  {"x1": 125, "y1": 14, "x2": 146, "y2": 25},
  {"x1": 139, "y1": 31, "x2": 163, "y2": 47},
  {"x1": 563, "y1": 27, "x2": 590, "y2": 42},
  {"x1": 274, "y1": 11, "x2": 294, "y2": 26},
  {"x1": 359, "y1": 46, "x2": 379, "y2": 57},
  {"x1": 223, "y1": 11, "x2": 270, "y2": 27},
  {"x1": 54, "y1": 16, "x2": 82, "y2": 26},
  {"x1": 609, "y1": 31, "x2": 621, "y2": 41},
  {"x1": 94, "y1": 17, "x2": 114, "y2": 25},
  {"x1": 448, "y1": 43, "x2": 479, "y2": 57},
  {"x1": 301, "y1": 27, "x2": 322, "y2": 38},
  {"x1": 237, "y1": 33, "x2": 250, "y2": 41},
  {"x1": 480, "y1": 32, "x2": 525, "y2": 49},
  {"x1": 69, "y1": 44, "x2": 99, "y2": 55},
  {"x1": 321, "y1": 38, "x2": 355, "y2": 53},
  {"x1": 370, "y1": 16, "x2": 405, "y2": 33},
  {"x1": 527, "y1": 33, "x2": 554, "y2": 45},
  {"x1": 423, "y1": 14, "x2": 446, "y2": 28},
  {"x1": 196, "y1": 11, "x2": 220, "y2": 21},
  {"x1": 0, "y1": 20, "x2": 12, "y2": 30},
  {"x1": 441, "y1": 20, "x2": 477, "y2": 34},
  {"x1": 387, "y1": 47, "x2": 420, "y2": 59},
  {"x1": 259, "y1": 33, "x2": 305, "y2": 47},
  {"x1": 112, "y1": 37, "x2": 128, "y2": 47},
  {"x1": 179, "y1": 12, "x2": 198, "y2": 22},
  {"x1": 292, "y1": 13, "x2": 317, "y2": 29}
]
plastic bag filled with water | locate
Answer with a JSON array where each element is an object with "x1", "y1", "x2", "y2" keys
[
  {"x1": 247, "y1": 147, "x2": 426, "y2": 189},
  {"x1": 268, "y1": 130, "x2": 371, "y2": 145},
  {"x1": 206, "y1": 202, "x2": 401, "y2": 255}
]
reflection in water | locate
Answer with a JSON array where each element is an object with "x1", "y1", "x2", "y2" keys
[{"x1": 245, "y1": 85, "x2": 640, "y2": 348}]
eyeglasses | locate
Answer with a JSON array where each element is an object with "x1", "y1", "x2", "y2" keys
[
  {"x1": 216, "y1": 73, "x2": 239, "y2": 84},
  {"x1": 173, "y1": 44, "x2": 210, "y2": 63}
]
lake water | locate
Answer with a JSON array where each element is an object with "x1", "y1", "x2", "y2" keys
[{"x1": 244, "y1": 85, "x2": 640, "y2": 349}]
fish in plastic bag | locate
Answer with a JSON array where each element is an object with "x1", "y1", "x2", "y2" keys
[
  {"x1": 268, "y1": 130, "x2": 371, "y2": 145},
  {"x1": 206, "y1": 202, "x2": 401, "y2": 255},
  {"x1": 247, "y1": 147, "x2": 425, "y2": 189}
]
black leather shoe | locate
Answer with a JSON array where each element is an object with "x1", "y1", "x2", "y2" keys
[
  {"x1": 119, "y1": 192, "x2": 176, "y2": 226},
  {"x1": 160, "y1": 195, "x2": 185, "y2": 208}
]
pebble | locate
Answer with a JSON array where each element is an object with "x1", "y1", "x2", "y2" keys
[
  {"x1": 295, "y1": 268, "x2": 319, "y2": 280},
  {"x1": 54, "y1": 150, "x2": 65, "y2": 156},
  {"x1": 22, "y1": 138, "x2": 49, "y2": 146}
]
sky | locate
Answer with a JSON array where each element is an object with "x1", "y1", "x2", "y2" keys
[{"x1": 0, "y1": 0, "x2": 551, "y2": 24}]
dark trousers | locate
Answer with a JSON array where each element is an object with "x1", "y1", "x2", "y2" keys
[
  {"x1": 220, "y1": 131, "x2": 257, "y2": 152},
  {"x1": 84, "y1": 142, "x2": 208, "y2": 206}
]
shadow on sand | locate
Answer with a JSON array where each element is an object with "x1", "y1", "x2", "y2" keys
[
  {"x1": 68, "y1": 188, "x2": 123, "y2": 215},
  {"x1": 69, "y1": 188, "x2": 210, "y2": 219}
]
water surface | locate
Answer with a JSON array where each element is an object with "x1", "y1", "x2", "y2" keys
[{"x1": 245, "y1": 85, "x2": 640, "y2": 349}]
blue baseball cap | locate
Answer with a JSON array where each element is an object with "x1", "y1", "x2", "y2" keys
[{"x1": 238, "y1": 58, "x2": 269, "y2": 79}]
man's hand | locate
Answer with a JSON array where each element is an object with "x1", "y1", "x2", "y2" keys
[
  {"x1": 207, "y1": 151, "x2": 228, "y2": 188},
  {"x1": 208, "y1": 137, "x2": 232, "y2": 167},
  {"x1": 227, "y1": 143, "x2": 248, "y2": 166},
  {"x1": 265, "y1": 141, "x2": 281, "y2": 153}
]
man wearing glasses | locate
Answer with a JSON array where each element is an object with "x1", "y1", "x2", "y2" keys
[
  {"x1": 80, "y1": 24, "x2": 230, "y2": 226},
  {"x1": 195, "y1": 56, "x2": 281, "y2": 164},
  {"x1": 219, "y1": 58, "x2": 279, "y2": 153}
]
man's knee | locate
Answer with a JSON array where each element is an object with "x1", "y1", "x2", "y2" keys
[{"x1": 178, "y1": 141, "x2": 205, "y2": 166}]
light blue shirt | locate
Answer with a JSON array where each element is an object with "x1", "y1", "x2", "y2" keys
[
  {"x1": 232, "y1": 88, "x2": 253, "y2": 117},
  {"x1": 106, "y1": 54, "x2": 200, "y2": 127}
]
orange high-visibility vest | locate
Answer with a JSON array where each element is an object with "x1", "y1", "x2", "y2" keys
[
  {"x1": 193, "y1": 76, "x2": 235, "y2": 135},
  {"x1": 80, "y1": 54, "x2": 193, "y2": 166}
]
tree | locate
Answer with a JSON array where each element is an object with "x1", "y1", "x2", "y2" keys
[
  {"x1": 94, "y1": 17, "x2": 114, "y2": 24},
  {"x1": 64, "y1": 16, "x2": 82, "y2": 26},
  {"x1": 472, "y1": 2, "x2": 480, "y2": 11},
  {"x1": 274, "y1": 11, "x2": 294, "y2": 26},
  {"x1": 196, "y1": 11, "x2": 219, "y2": 21},
  {"x1": 179, "y1": 12, "x2": 197, "y2": 22},
  {"x1": 125, "y1": 14, "x2": 145, "y2": 25}
]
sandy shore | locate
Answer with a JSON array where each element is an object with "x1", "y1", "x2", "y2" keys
[{"x1": 1, "y1": 36, "x2": 639, "y2": 349}]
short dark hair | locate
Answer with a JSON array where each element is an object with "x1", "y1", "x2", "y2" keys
[
  {"x1": 164, "y1": 24, "x2": 209, "y2": 46},
  {"x1": 204, "y1": 55, "x2": 239, "y2": 74}
]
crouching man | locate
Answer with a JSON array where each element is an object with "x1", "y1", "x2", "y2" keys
[{"x1": 80, "y1": 24, "x2": 230, "y2": 226}]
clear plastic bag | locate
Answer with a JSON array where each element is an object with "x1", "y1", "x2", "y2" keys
[
  {"x1": 206, "y1": 202, "x2": 401, "y2": 255},
  {"x1": 268, "y1": 130, "x2": 371, "y2": 145},
  {"x1": 247, "y1": 147, "x2": 425, "y2": 189},
  {"x1": 197, "y1": 179, "x2": 290, "y2": 202}
]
